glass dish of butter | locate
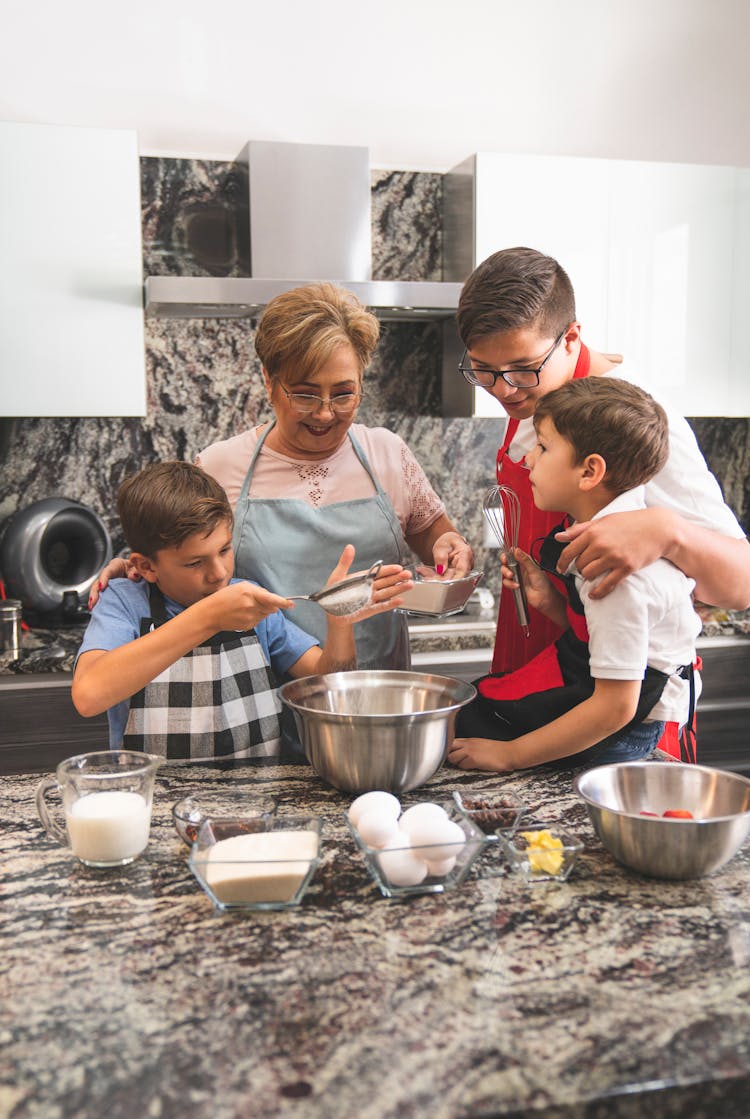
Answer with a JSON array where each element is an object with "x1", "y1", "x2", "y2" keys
[{"x1": 498, "y1": 826, "x2": 583, "y2": 884}]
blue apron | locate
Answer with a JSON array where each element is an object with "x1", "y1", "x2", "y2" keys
[{"x1": 231, "y1": 423, "x2": 411, "y2": 671}]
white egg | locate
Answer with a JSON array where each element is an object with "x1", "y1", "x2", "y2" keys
[
  {"x1": 356, "y1": 808, "x2": 402, "y2": 849},
  {"x1": 398, "y1": 802, "x2": 449, "y2": 837},
  {"x1": 408, "y1": 817, "x2": 466, "y2": 861},
  {"x1": 424, "y1": 855, "x2": 457, "y2": 878},
  {"x1": 376, "y1": 833, "x2": 429, "y2": 887},
  {"x1": 348, "y1": 791, "x2": 401, "y2": 828}
]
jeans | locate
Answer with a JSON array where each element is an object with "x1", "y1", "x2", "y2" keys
[{"x1": 588, "y1": 719, "x2": 665, "y2": 767}]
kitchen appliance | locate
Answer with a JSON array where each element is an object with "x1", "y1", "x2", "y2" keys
[
  {"x1": 398, "y1": 566, "x2": 484, "y2": 617},
  {"x1": 0, "y1": 599, "x2": 22, "y2": 657},
  {"x1": 144, "y1": 141, "x2": 463, "y2": 322},
  {"x1": 483, "y1": 484, "x2": 530, "y2": 636},
  {"x1": 279, "y1": 669, "x2": 476, "y2": 793},
  {"x1": 285, "y1": 560, "x2": 383, "y2": 616},
  {"x1": 574, "y1": 761, "x2": 750, "y2": 879},
  {"x1": 0, "y1": 498, "x2": 113, "y2": 625}
]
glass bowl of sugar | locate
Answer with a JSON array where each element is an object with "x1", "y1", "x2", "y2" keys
[{"x1": 189, "y1": 815, "x2": 322, "y2": 912}]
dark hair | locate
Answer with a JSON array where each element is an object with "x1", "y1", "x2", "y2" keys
[
  {"x1": 533, "y1": 378, "x2": 669, "y2": 495},
  {"x1": 457, "y1": 247, "x2": 575, "y2": 346},
  {"x1": 254, "y1": 282, "x2": 380, "y2": 386},
  {"x1": 117, "y1": 461, "x2": 233, "y2": 557}
]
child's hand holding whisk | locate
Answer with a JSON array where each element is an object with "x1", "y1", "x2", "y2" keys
[{"x1": 500, "y1": 547, "x2": 567, "y2": 629}]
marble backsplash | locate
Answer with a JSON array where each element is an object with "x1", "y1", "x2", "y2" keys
[{"x1": 0, "y1": 158, "x2": 748, "y2": 604}]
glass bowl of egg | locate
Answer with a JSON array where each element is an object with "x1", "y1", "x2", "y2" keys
[
  {"x1": 498, "y1": 826, "x2": 583, "y2": 884},
  {"x1": 189, "y1": 815, "x2": 322, "y2": 912},
  {"x1": 345, "y1": 790, "x2": 488, "y2": 898}
]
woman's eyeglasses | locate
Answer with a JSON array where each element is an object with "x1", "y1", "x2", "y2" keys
[
  {"x1": 458, "y1": 327, "x2": 568, "y2": 389},
  {"x1": 277, "y1": 384, "x2": 362, "y2": 416}
]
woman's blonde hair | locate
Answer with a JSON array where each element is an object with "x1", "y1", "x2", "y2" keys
[{"x1": 254, "y1": 282, "x2": 380, "y2": 386}]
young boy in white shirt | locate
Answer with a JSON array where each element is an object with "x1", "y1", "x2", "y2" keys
[
  {"x1": 448, "y1": 378, "x2": 700, "y2": 773},
  {"x1": 73, "y1": 460, "x2": 411, "y2": 760}
]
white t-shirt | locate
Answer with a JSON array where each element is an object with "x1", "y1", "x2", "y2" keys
[
  {"x1": 506, "y1": 364, "x2": 746, "y2": 539},
  {"x1": 569, "y1": 489, "x2": 702, "y2": 725},
  {"x1": 197, "y1": 423, "x2": 445, "y2": 539}
]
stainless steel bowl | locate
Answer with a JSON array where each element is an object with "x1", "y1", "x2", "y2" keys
[
  {"x1": 279, "y1": 670, "x2": 477, "y2": 793},
  {"x1": 574, "y1": 762, "x2": 750, "y2": 879}
]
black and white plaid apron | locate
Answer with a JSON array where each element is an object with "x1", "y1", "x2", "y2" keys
[{"x1": 122, "y1": 584, "x2": 282, "y2": 760}]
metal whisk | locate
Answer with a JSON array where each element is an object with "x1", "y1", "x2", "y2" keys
[{"x1": 483, "y1": 484, "x2": 531, "y2": 637}]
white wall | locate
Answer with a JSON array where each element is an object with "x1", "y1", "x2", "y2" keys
[{"x1": 2, "y1": 0, "x2": 749, "y2": 170}]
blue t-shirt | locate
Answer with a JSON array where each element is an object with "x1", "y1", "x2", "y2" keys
[{"x1": 77, "y1": 578, "x2": 318, "y2": 746}]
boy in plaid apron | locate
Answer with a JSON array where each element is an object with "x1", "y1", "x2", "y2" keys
[
  {"x1": 73, "y1": 461, "x2": 411, "y2": 760},
  {"x1": 448, "y1": 379, "x2": 701, "y2": 773}
]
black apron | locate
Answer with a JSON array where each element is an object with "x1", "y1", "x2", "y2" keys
[{"x1": 457, "y1": 525, "x2": 690, "y2": 766}]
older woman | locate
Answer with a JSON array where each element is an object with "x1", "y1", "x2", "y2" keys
[
  {"x1": 198, "y1": 283, "x2": 473, "y2": 669},
  {"x1": 95, "y1": 283, "x2": 474, "y2": 670}
]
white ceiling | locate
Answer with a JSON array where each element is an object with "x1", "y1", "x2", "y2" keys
[{"x1": 2, "y1": 0, "x2": 749, "y2": 171}]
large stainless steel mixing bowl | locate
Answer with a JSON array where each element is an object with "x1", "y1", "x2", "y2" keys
[
  {"x1": 574, "y1": 761, "x2": 750, "y2": 879},
  {"x1": 279, "y1": 670, "x2": 476, "y2": 793}
]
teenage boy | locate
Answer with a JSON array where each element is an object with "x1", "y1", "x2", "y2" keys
[
  {"x1": 72, "y1": 461, "x2": 411, "y2": 759},
  {"x1": 448, "y1": 378, "x2": 701, "y2": 773},
  {"x1": 456, "y1": 247, "x2": 750, "y2": 684}
]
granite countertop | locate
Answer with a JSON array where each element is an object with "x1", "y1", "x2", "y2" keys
[
  {"x1": 3, "y1": 757, "x2": 750, "y2": 1119},
  {"x1": 2, "y1": 599, "x2": 748, "y2": 678}
]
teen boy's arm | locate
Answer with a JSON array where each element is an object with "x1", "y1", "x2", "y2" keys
[
  {"x1": 72, "y1": 581, "x2": 292, "y2": 717},
  {"x1": 553, "y1": 403, "x2": 750, "y2": 608},
  {"x1": 556, "y1": 510, "x2": 750, "y2": 609}
]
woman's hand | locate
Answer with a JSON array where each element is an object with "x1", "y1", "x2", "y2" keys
[
  {"x1": 320, "y1": 545, "x2": 413, "y2": 624},
  {"x1": 351, "y1": 562, "x2": 413, "y2": 622},
  {"x1": 431, "y1": 532, "x2": 475, "y2": 578},
  {"x1": 87, "y1": 555, "x2": 140, "y2": 610}
]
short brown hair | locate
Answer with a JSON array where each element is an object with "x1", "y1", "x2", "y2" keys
[
  {"x1": 457, "y1": 247, "x2": 575, "y2": 347},
  {"x1": 117, "y1": 461, "x2": 232, "y2": 557},
  {"x1": 254, "y1": 282, "x2": 380, "y2": 387},
  {"x1": 533, "y1": 378, "x2": 669, "y2": 495}
]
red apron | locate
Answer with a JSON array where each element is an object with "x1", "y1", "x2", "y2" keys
[{"x1": 490, "y1": 343, "x2": 591, "y2": 675}]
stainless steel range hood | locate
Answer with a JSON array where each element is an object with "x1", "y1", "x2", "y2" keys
[{"x1": 143, "y1": 141, "x2": 462, "y2": 321}]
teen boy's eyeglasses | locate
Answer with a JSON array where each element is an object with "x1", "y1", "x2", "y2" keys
[
  {"x1": 277, "y1": 384, "x2": 362, "y2": 416},
  {"x1": 458, "y1": 327, "x2": 568, "y2": 389}
]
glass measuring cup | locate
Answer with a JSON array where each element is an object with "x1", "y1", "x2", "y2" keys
[{"x1": 36, "y1": 751, "x2": 161, "y2": 867}]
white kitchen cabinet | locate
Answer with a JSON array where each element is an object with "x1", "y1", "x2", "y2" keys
[
  {"x1": 456, "y1": 152, "x2": 749, "y2": 417},
  {"x1": 0, "y1": 122, "x2": 146, "y2": 417},
  {"x1": 607, "y1": 160, "x2": 737, "y2": 415},
  {"x1": 470, "y1": 153, "x2": 610, "y2": 418}
]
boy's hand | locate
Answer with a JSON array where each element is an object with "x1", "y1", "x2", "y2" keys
[
  {"x1": 205, "y1": 580, "x2": 292, "y2": 632},
  {"x1": 447, "y1": 736, "x2": 517, "y2": 772},
  {"x1": 501, "y1": 548, "x2": 554, "y2": 613}
]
